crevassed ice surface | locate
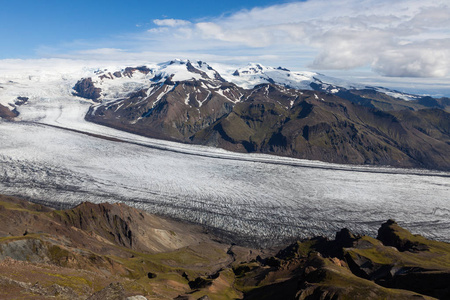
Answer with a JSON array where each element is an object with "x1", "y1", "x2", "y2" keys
[{"x1": 0, "y1": 70, "x2": 449, "y2": 246}]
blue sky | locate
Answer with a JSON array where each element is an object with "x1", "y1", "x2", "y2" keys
[
  {"x1": 0, "y1": 0, "x2": 292, "y2": 58},
  {"x1": 1, "y1": 0, "x2": 449, "y2": 96}
]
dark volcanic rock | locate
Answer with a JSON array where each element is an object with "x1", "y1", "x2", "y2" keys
[
  {"x1": 123, "y1": 66, "x2": 151, "y2": 77},
  {"x1": 188, "y1": 276, "x2": 214, "y2": 290},
  {"x1": 384, "y1": 270, "x2": 450, "y2": 300},
  {"x1": 0, "y1": 103, "x2": 19, "y2": 119},
  {"x1": 14, "y1": 96, "x2": 29, "y2": 106},
  {"x1": 335, "y1": 228, "x2": 357, "y2": 248},
  {"x1": 73, "y1": 77, "x2": 102, "y2": 101}
]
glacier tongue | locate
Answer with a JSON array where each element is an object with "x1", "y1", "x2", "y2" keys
[{"x1": 0, "y1": 116, "x2": 449, "y2": 246}]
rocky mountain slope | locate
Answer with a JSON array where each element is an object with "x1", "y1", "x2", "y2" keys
[
  {"x1": 1, "y1": 194, "x2": 450, "y2": 299},
  {"x1": 76, "y1": 60, "x2": 450, "y2": 170},
  {"x1": 0, "y1": 194, "x2": 260, "y2": 299},
  {"x1": 192, "y1": 90, "x2": 450, "y2": 170}
]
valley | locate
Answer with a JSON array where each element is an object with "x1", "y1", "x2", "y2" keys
[
  {"x1": 0, "y1": 112, "x2": 449, "y2": 246},
  {"x1": 0, "y1": 60, "x2": 449, "y2": 247}
]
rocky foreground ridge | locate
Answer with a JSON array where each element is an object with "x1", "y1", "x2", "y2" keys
[
  {"x1": 0, "y1": 194, "x2": 449, "y2": 299},
  {"x1": 75, "y1": 60, "x2": 450, "y2": 171}
]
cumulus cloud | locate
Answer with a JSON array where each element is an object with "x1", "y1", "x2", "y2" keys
[
  {"x1": 33, "y1": 0, "x2": 450, "y2": 79},
  {"x1": 372, "y1": 40, "x2": 450, "y2": 77},
  {"x1": 146, "y1": 0, "x2": 450, "y2": 77}
]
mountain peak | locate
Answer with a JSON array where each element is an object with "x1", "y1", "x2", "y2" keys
[
  {"x1": 233, "y1": 63, "x2": 267, "y2": 76},
  {"x1": 150, "y1": 59, "x2": 221, "y2": 84},
  {"x1": 164, "y1": 58, "x2": 188, "y2": 66},
  {"x1": 229, "y1": 62, "x2": 318, "y2": 90}
]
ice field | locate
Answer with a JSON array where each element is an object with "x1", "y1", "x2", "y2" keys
[{"x1": 0, "y1": 97, "x2": 449, "y2": 246}]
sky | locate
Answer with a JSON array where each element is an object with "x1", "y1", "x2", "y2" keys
[{"x1": 1, "y1": 0, "x2": 450, "y2": 96}]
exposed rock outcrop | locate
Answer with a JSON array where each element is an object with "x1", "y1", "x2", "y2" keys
[
  {"x1": 377, "y1": 219, "x2": 430, "y2": 252},
  {"x1": 0, "y1": 104, "x2": 18, "y2": 119},
  {"x1": 73, "y1": 77, "x2": 102, "y2": 101},
  {"x1": 14, "y1": 96, "x2": 28, "y2": 106}
]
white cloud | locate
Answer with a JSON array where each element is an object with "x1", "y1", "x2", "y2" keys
[
  {"x1": 153, "y1": 19, "x2": 191, "y2": 27},
  {"x1": 142, "y1": 0, "x2": 450, "y2": 78},
  {"x1": 372, "y1": 40, "x2": 450, "y2": 77},
  {"x1": 33, "y1": 0, "x2": 450, "y2": 80},
  {"x1": 147, "y1": 27, "x2": 169, "y2": 34}
]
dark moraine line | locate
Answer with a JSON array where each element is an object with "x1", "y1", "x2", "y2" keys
[{"x1": 28, "y1": 121, "x2": 450, "y2": 178}]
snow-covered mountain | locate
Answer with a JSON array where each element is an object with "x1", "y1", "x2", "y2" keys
[
  {"x1": 1, "y1": 58, "x2": 426, "y2": 114},
  {"x1": 71, "y1": 59, "x2": 423, "y2": 104}
]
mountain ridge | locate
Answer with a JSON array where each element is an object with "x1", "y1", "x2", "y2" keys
[
  {"x1": 73, "y1": 60, "x2": 450, "y2": 170},
  {"x1": 72, "y1": 59, "x2": 429, "y2": 103}
]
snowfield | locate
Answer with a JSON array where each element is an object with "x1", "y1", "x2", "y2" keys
[{"x1": 0, "y1": 61, "x2": 448, "y2": 246}]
